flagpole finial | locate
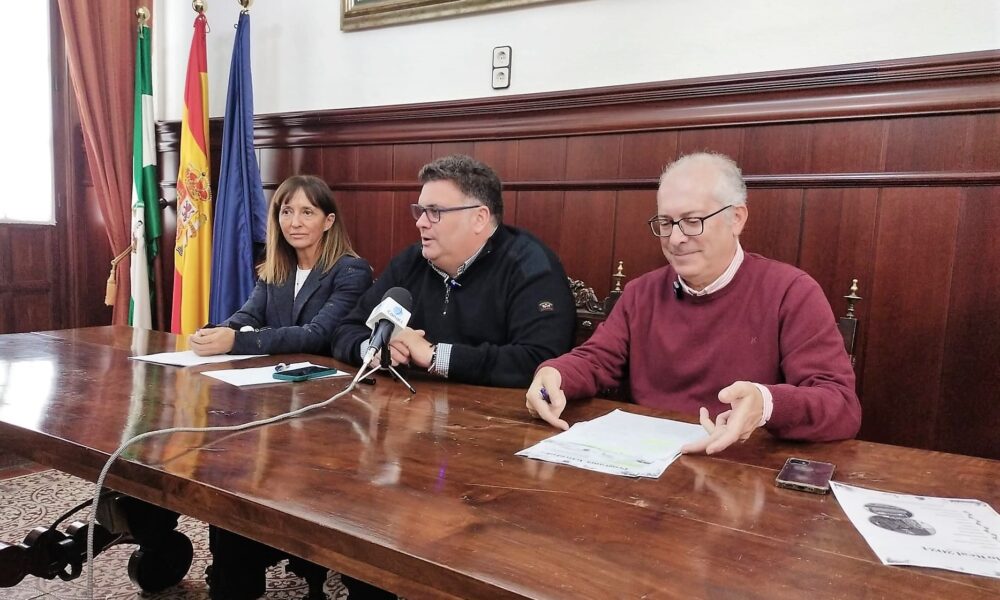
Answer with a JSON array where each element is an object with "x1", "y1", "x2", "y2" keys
[
  {"x1": 192, "y1": 0, "x2": 207, "y2": 14},
  {"x1": 136, "y1": 7, "x2": 150, "y2": 25}
]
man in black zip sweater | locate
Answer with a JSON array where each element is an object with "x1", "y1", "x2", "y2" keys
[
  {"x1": 208, "y1": 156, "x2": 575, "y2": 600},
  {"x1": 333, "y1": 154, "x2": 575, "y2": 388}
]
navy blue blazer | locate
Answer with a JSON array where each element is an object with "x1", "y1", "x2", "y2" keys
[{"x1": 225, "y1": 255, "x2": 372, "y2": 356}]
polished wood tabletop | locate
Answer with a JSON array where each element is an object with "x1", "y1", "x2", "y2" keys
[{"x1": 0, "y1": 326, "x2": 998, "y2": 599}]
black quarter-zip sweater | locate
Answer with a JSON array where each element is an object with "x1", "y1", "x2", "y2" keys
[{"x1": 332, "y1": 225, "x2": 575, "y2": 388}]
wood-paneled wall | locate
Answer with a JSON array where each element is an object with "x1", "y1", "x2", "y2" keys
[
  {"x1": 154, "y1": 51, "x2": 1000, "y2": 458},
  {"x1": 0, "y1": 225, "x2": 59, "y2": 333}
]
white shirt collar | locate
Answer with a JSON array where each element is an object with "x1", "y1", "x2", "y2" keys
[
  {"x1": 293, "y1": 266, "x2": 312, "y2": 298},
  {"x1": 677, "y1": 243, "x2": 744, "y2": 297}
]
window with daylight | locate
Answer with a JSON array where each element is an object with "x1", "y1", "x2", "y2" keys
[{"x1": 0, "y1": 2, "x2": 55, "y2": 224}]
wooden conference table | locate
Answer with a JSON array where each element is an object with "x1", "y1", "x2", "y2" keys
[{"x1": 0, "y1": 326, "x2": 997, "y2": 599}]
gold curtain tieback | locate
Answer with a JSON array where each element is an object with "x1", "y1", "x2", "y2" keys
[{"x1": 104, "y1": 244, "x2": 134, "y2": 306}]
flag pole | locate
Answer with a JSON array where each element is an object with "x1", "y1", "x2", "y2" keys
[
  {"x1": 134, "y1": 6, "x2": 167, "y2": 329},
  {"x1": 209, "y1": 0, "x2": 267, "y2": 323},
  {"x1": 128, "y1": 4, "x2": 161, "y2": 328}
]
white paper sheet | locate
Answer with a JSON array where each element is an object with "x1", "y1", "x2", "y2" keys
[
  {"x1": 129, "y1": 350, "x2": 264, "y2": 367},
  {"x1": 516, "y1": 409, "x2": 706, "y2": 478},
  {"x1": 831, "y1": 481, "x2": 1000, "y2": 579},
  {"x1": 201, "y1": 362, "x2": 349, "y2": 387}
]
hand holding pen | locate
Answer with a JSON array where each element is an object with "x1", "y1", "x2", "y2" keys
[{"x1": 525, "y1": 366, "x2": 569, "y2": 430}]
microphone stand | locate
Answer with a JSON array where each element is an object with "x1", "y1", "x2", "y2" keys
[{"x1": 379, "y1": 345, "x2": 416, "y2": 394}]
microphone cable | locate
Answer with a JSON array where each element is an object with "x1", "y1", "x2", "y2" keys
[{"x1": 83, "y1": 363, "x2": 381, "y2": 600}]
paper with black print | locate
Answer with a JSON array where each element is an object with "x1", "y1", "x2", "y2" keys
[
  {"x1": 516, "y1": 409, "x2": 705, "y2": 478},
  {"x1": 831, "y1": 481, "x2": 1000, "y2": 579}
]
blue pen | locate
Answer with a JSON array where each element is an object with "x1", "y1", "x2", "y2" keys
[{"x1": 540, "y1": 388, "x2": 550, "y2": 402}]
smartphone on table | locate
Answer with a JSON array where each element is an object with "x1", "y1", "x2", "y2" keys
[
  {"x1": 272, "y1": 365, "x2": 339, "y2": 382},
  {"x1": 774, "y1": 457, "x2": 836, "y2": 494}
]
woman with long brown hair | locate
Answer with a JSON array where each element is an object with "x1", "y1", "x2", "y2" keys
[{"x1": 189, "y1": 175, "x2": 371, "y2": 356}]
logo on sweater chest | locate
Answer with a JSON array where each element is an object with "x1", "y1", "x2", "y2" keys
[{"x1": 538, "y1": 300, "x2": 555, "y2": 312}]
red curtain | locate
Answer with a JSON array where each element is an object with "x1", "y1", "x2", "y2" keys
[{"x1": 56, "y1": 1, "x2": 150, "y2": 324}]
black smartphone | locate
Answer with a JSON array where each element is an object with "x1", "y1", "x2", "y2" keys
[
  {"x1": 774, "y1": 457, "x2": 835, "y2": 494},
  {"x1": 272, "y1": 365, "x2": 339, "y2": 382}
]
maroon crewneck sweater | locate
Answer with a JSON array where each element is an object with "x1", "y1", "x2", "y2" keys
[{"x1": 543, "y1": 253, "x2": 861, "y2": 442}]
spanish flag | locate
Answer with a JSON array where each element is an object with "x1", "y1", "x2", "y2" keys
[{"x1": 171, "y1": 13, "x2": 212, "y2": 335}]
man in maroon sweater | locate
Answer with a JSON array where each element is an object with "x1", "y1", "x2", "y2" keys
[{"x1": 525, "y1": 152, "x2": 861, "y2": 454}]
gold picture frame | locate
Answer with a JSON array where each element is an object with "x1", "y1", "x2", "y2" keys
[{"x1": 342, "y1": 0, "x2": 558, "y2": 31}]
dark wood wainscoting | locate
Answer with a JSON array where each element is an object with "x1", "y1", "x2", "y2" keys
[
  {"x1": 0, "y1": 225, "x2": 58, "y2": 333},
  {"x1": 154, "y1": 51, "x2": 1000, "y2": 459}
]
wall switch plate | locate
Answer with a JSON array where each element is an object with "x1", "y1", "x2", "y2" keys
[
  {"x1": 492, "y1": 46, "x2": 511, "y2": 89},
  {"x1": 493, "y1": 46, "x2": 511, "y2": 68},
  {"x1": 492, "y1": 67, "x2": 510, "y2": 89}
]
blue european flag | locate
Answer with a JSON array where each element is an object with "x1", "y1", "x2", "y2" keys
[{"x1": 210, "y1": 12, "x2": 266, "y2": 323}]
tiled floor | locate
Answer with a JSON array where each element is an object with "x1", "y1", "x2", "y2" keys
[{"x1": 0, "y1": 460, "x2": 350, "y2": 599}]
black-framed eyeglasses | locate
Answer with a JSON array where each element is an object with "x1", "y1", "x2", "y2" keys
[
  {"x1": 410, "y1": 203, "x2": 483, "y2": 223},
  {"x1": 647, "y1": 205, "x2": 733, "y2": 238}
]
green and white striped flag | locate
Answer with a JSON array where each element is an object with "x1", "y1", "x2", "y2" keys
[{"x1": 129, "y1": 20, "x2": 161, "y2": 329}]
